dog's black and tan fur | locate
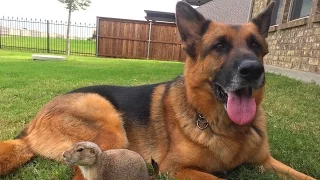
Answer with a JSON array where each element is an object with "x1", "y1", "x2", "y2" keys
[{"x1": 0, "y1": 2, "x2": 316, "y2": 180}]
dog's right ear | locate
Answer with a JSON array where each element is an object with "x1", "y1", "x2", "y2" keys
[{"x1": 176, "y1": 1, "x2": 209, "y2": 58}]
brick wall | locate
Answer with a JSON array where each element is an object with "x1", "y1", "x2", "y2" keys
[{"x1": 252, "y1": 0, "x2": 320, "y2": 74}]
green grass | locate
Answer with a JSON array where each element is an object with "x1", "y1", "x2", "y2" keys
[
  {"x1": 0, "y1": 49, "x2": 319, "y2": 179},
  {"x1": 0, "y1": 36, "x2": 95, "y2": 55}
]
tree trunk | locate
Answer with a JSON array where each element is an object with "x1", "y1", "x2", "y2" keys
[{"x1": 66, "y1": 4, "x2": 72, "y2": 55}]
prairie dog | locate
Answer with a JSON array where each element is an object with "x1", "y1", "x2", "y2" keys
[{"x1": 62, "y1": 141, "x2": 150, "y2": 180}]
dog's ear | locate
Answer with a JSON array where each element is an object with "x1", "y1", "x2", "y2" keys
[
  {"x1": 251, "y1": 1, "x2": 275, "y2": 38},
  {"x1": 176, "y1": 1, "x2": 209, "y2": 58}
]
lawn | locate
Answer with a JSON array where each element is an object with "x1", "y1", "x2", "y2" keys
[
  {"x1": 0, "y1": 49, "x2": 319, "y2": 179},
  {"x1": 0, "y1": 36, "x2": 95, "y2": 56}
]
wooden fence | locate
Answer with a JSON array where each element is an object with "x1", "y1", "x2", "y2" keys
[{"x1": 96, "y1": 17, "x2": 186, "y2": 61}]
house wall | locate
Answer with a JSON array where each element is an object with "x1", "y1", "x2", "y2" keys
[
  {"x1": 196, "y1": 0, "x2": 253, "y2": 24},
  {"x1": 252, "y1": 0, "x2": 320, "y2": 74}
]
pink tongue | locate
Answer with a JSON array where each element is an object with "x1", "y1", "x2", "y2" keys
[{"x1": 226, "y1": 90, "x2": 256, "y2": 125}]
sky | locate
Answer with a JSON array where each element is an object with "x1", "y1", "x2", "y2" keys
[{"x1": 0, "y1": 0, "x2": 181, "y2": 24}]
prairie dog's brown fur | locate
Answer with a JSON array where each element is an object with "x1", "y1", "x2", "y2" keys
[{"x1": 62, "y1": 142, "x2": 149, "y2": 180}]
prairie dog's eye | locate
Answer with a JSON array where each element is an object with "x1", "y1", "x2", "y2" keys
[{"x1": 76, "y1": 148, "x2": 84, "y2": 152}]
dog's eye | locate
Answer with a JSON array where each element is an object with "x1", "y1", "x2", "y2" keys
[
  {"x1": 248, "y1": 35, "x2": 261, "y2": 52},
  {"x1": 76, "y1": 148, "x2": 84, "y2": 152},
  {"x1": 213, "y1": 43, "x2": 228, "y2": 53},
  {"x1": 251, "y1": 41, "x2": 260, "y2": 49}
]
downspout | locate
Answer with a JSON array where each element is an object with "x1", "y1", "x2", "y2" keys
[
  {"x1": 146, "y1": 21, "x2": 152, "y2": 60},
  {"x1": 247, "y1": 0, "x2": 254, "y2": 22}
]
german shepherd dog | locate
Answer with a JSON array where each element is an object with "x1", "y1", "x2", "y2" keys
[{"x1": 0, "y1": 1, "x2": 316, "y2": 180}]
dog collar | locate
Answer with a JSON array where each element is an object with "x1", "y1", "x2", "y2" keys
[{"x1": 197, "y1": 113, "x2": 209, "y2": 130}]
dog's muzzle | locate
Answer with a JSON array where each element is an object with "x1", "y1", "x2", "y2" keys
[
  {"x1": 213, "y1": 59, "x2": 264, "y2": 125},
  {"x1": 238, "y1": 60, "x2": 264, "y2": 82}
]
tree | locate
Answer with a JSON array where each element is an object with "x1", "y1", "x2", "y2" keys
[{"x1": 58, "y1": 0, "x2": 91, "y2": 55}]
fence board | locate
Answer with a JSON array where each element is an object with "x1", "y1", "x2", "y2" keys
[{"x1": 97, "y1": 17, "x2": 186, "y2": 61}]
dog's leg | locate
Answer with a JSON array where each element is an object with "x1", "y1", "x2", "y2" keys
[
  {"x1": 262, "y1": 155, "x2": 316, "y2": 180},
  {"x1": 174, "y1": 168, "x2": 224, "y2": 180}
]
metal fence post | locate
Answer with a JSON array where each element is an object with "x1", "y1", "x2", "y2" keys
[{"x1": 47, "y1": 20, "x2": 50, "y2": 53}]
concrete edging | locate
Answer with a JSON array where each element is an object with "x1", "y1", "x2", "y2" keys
[
  {"x1": 265, "y1": 65, "x2": 320, "y2": 86},
  {"x1": 32, "y1": 54, "x2": 66, "y2": 61}
]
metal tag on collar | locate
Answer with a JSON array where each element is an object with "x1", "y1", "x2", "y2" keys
[{"x1": 197, "y1": 113, "x2": 209, "y2": 130}]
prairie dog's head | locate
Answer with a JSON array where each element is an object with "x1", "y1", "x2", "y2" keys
[{"x1": 62, "y1": 141, "x2": 102, "y2": 166}]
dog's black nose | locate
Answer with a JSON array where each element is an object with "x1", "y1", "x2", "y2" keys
[{"x1": 238, "y1": 60, "x2": 264, "y2": 81}]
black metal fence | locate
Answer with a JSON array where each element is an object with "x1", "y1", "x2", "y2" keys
[{"x1": 0, "y1": 16, "x2": 96, "y2": 56}]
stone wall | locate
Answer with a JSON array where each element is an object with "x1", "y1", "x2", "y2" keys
[{"x1": 252, "y1": 0, "x2": 320, "y2": 74}]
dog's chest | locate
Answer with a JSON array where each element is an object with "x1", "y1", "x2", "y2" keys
[
  {"x1": 180, "y1": 127, "x2": 264, "y2": 172},
  {"x1": 216, "y1": 131, "x2": 263, "y2": 168}
]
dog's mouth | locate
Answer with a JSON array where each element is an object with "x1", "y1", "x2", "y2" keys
[{"x1": 214, "y1": 84, "x2": 256, "y2": 125}]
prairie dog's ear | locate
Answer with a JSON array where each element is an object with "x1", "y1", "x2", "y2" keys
[
  {"x1": 176, "y1": 1, "x2": 210, "y2": 58},
  {"x1": 89, "y1": 148, "x2": 96, "y2": 156},
  {"x1": 251, "y1": 1, "x2": 276, "y2": 38}
]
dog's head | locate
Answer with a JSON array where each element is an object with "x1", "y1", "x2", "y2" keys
[{"x1": 176, "y1": 1, "x2": 275, "y2": 125}]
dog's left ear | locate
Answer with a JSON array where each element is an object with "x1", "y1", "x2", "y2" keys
[
  {"x1": 251, "y1": 1, "x2": 275, "y2": 38},
  {"x1": 176, "y1": 1, "x2": 208, "y2": 58}
]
